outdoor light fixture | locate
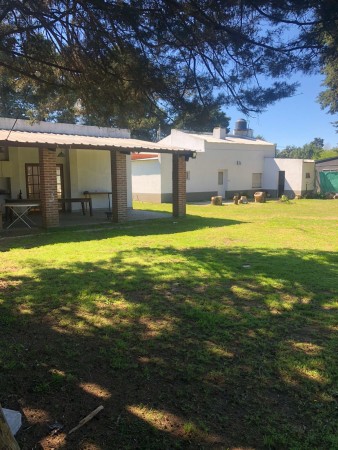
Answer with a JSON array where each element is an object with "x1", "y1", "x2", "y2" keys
[{"x1": 57, "y1": 151, "x2": 65, "y2": 157}]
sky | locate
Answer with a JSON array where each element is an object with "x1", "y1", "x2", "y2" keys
[{"x1": 226, "y1": 73, "x2": 338, "y2": 151}]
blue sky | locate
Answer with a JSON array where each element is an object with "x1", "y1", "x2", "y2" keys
[{"x1": 226, "y1": 73, "x2": 338, "y2": 151}]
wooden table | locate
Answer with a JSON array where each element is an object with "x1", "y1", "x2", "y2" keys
[
  {"x1": 83, "y1": 191, "x2": 112, "y2": 213},
  {"x1": 58, "y1": 198, "x2": 93, "y2": 216}
]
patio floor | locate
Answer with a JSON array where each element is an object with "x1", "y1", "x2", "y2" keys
[{"x1": 0, "y1": 208, "x2": 171, "y2": 237}]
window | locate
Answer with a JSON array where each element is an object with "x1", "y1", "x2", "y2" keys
[
  {"x1": 218, "y1": 171, "x2": 223, "y2": 185},
  {"x1": 186, "y1": 171, "x2": 190, "y2": 181},
  {"x1": 305, "y1": 172, "x2": 311, "y2": 179},
  {"x1": 252, "y1": 173, "x2": 262, "y2": 188}
]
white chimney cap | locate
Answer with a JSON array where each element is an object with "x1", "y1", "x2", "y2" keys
[{"x1": 213, "y1": 127, "x2": 226, "y2": 139}]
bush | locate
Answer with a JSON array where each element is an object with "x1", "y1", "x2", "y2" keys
[{"x1": 280, "y1": 194, "x2": 290, "y2": 203}]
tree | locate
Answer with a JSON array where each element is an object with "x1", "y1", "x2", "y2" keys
[
  {"x1": 0, "y1": 1, "x2": 337, "y2": 128},
  {"x1": 277, "y1": 137, "x2": 326, "y2": 159},
  {"x1": 317, "y1": 14, "x2": 338, "y2": 131},
  {"x1": 318, "y1": 149, "x2": 338, "y2": 159},
  {"x1": 131, "y1": 96, "x2": 230, "y2": 140}
]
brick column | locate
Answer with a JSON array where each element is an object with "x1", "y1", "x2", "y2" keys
[
  {"x1": 172, "y1": 154, "x2": 186, "y2": 217},
  {"x1": 111, "y1": 151, "x2": 128, "y2": 222},
  {"x1": 39, "y1": 148, "x2": 59, "y2": 228}
]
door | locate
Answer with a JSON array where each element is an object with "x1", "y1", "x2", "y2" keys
[
  {"x1": 26, "y1": 164, "x2": 65, "y2": 209},
  {"x1": 277, "y1": 171, "x2": 285, "y2": 197},
  {"x1": 217, "y1": 170, "x2": 228, "y2": 197}
]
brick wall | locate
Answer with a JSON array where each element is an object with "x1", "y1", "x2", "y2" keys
[
  {"x1": 111, "y1": 151, "x2": 128, "y2": 222},
  {"x1": 172, "y1": 154, "x2": 186, "y2": 217},
  {"x1": 39, "y1": 148, "x2": 59, "y2": 228}
]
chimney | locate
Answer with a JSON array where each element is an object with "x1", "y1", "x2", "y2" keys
[{"x1": 213, "y1": 127, "x2": 226, "y2": 139}]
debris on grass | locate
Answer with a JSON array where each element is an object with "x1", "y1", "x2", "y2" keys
[{"x1": 68, "y1": 405, "x2": 104, "y2": 435}]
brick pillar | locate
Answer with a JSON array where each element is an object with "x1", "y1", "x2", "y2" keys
[
  {"x1": 39, "y1": 148, "x2": 59, "y2": 228},
  {"x1": 172, "y1": 154, "x2": 186, "y2": 217},
  {"x1": 111, "y1": 151, "x2": 128, "y2": 222}
]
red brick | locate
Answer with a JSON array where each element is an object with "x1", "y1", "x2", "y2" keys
[
  {"x1": 172, "y1": 154, "x2": 186, "y2": 217},
  {"x1": 39, "y1": 148, "x2": 59, "y2": 228},
  {"x1": 110, "y1": 151, "x2": 128, "y2": 222}
]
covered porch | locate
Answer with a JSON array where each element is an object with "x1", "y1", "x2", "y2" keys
[
  {"x1": 1, "y1": 207, "x2": 171, "y2": 236},
  {"x1": 0, "y1": 119, "x2": 195, "y2": 230}
]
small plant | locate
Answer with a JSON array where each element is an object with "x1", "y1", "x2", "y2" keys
[
  {"x1": 280, "y1": 194, "x2": 290, "y2": 203},
  {"x1": 183, "y1": 421, "x2": 198, "y2": 435}
]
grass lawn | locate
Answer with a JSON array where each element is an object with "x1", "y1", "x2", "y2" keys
[{"x1": 0, "y1": 199, "x2": 337, "y2": 449}]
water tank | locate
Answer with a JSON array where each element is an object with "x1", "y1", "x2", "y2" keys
[
  {"x1": 233, "y1": 118, "x2": 253, "y2": 137},
  {"x1": 235, "y1": 119, "x2": 247, "y2": 131}
]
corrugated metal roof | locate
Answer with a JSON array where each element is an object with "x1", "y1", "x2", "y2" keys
[{"x1": 0, "y1": 129, "x2": 194, "y2": 155}]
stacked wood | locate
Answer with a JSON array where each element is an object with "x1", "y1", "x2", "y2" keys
[
  {"x1": 239, "y1": 195, "x2": 248, "y2": 204},
  {"x1": 211, "y1": 196, "x2": 222, "y2": 205},
  {"x1": 254, "y1": 192, "x2": 266, "y2": 203}
]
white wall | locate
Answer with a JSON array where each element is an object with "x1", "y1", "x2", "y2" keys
[
  {"x1": 70, "y1": 149, "x2": 132, "y2": 209},
  {"x1": 302, "y1": 161, "x2": 315, "y2": 192},
  {"x1": 126, "y1": 154, "x2": 132, "y2": 207},
  {"x1": 160, "y1": 146, "x2": 274, "y2": 196},
  {"x1": 189, "y1": 149, "x2": 269, "y2": 193},
  {"x1": 160, "y1": 154, "x2": 173, "y2": 194},
  {"x1": 71, "y1": 149, "x2": 111, "y2": 210},
  {"x1": 263, "y1": 158, "x2": 315, "y2": 194},
  {"x1": 158, "y1": 130, "x2": 276, "y2": 197},
  {"x1": 3, "y1": 147, "x2": 132, "y2": 210},
  {"x1": 160, "y1": 131, "x2": 205, "y2": 151},
  {"x1": 132, "y1": 158, "x2": 161, "y2": 195}
]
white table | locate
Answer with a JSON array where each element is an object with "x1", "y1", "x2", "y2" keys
[{"x1": 5, "y1": 203, "x2": 40, "y2": 229}]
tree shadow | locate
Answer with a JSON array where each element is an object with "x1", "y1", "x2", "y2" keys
[
  {"x1": 0, "y1": 246, "x2": 337, "y2": 449},
  {"x1": 0, "y1": 214, "x2": 245, "y2": 251}
]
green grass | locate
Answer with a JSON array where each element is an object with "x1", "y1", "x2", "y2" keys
[{"x1": 0, "y1": 199, "x2": 337, "y2": 449}]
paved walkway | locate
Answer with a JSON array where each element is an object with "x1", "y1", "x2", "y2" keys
[{"x1": 0, "y1": 208, "x2": 171, "y2": 237}]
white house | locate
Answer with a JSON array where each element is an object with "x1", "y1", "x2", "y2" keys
[{"x1": 132, "y1": 119, "x2": 315, "y2": 202}]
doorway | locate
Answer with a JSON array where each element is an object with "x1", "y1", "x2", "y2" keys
[
  {"x1": 277, "y1": 171, "x2": 285, "y2": 197},
  {"x1": 217, "y1": 170, "x2": 228, "y2": 197}
]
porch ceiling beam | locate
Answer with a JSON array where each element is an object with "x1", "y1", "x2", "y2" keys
[{"x1": 0, "y1": 139, "x2": 195, "y2": 157}]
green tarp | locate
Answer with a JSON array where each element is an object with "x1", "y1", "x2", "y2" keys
[{"x1": 319, "y1": 171, "x2": 338, "y2": 193}]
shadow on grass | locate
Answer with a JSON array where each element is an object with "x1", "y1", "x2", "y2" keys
[
  {"x1": 0, "y1": 214, "x2": 245, "y2": 251},
  {"x1": 1, "y1": 246, "x2": 337, "y2": 449}
]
